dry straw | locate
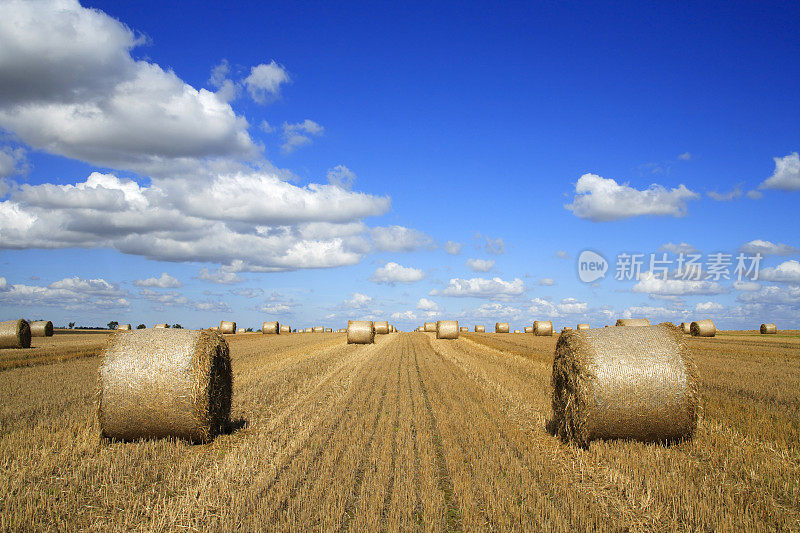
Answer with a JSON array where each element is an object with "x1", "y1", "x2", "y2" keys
[
  {"x1": 424, "y1": 322, "x2": 436, "y2": 332},
  {"x1": 154, "y1": 324, "x2": 168, "y2": 329},
  {"x1": 524, "y1": 326, "x2": 534, "y2": 334},
  {"x1": 262, "y1": 321, "x2": 279, "y2": 334},
  {"x1": 562, "y1": 327, "x2": 573, "y2": 333},
  {"x1": 576, "y1": 324, "x2": 590, "y2": 331},
  {"x1": 495, "y1": 322, "x2": 510, "y2": 333},
  {"x1": 616, "y1": 318, "x2": 651, "y2": 327},
  {"x1": 760, "y1": 323, "x2": 778, "y2": 334},
  {"x1": 534, "y1": 320, "x2": 553, "y2": 336},
  {"x1": 236, "y1": 328, "x2": 245, "y2": 334},
  {"x1": 475, "y1": 325, "x2": 485, "y2": 333},
  {"x1": 551, "y1": 325, "x2": 699, "y2": 447},
  {"x1": 313, "y1": 326, "x2": 324, "y2": 333},
  {"x1": 514, "y1": 330, "x2": 521, "y2": 333},
  {"x1": 30, "y1": 320, "x2": 54, "y2": 337},
  {"x1": 325, "y1": 328, "x2": 333, "y2": 332},
  {"x1": 690, "y1": 319, "x2": 716, "y2": 337},
  {"x1": 98, "y1": 328, "x2": 232, "y2": 443},
  {"x1": 279, "y1": 325, "x2": 291, "y2": 334},
  {"x1": 117, "y1": 324, "x2": 132, "y2": 331},
  {"x1": 374, "y1": 321, "x2": 389, "y2": 335},
  {"x1": 0, "y1": 319, "x2": 31, "y2": 349},
  {"x1": 219, "y1": 321, "x2": 236, "y2": 334},
  {"x1": 680, "y1": 322, "x2": 691, "y2": 334},
  {"x1": 347, "y1": 320, "x2": 375, "y2": 344},
  {"x1": 436, "y1": 320, "x2": 459, "y2": 339},
  {"x1": 460, "y1": 326, "x2": 468, "y2": 333}
]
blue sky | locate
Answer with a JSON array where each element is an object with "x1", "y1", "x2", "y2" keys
[{"x1": 0, "y1": 0, "x2": 798, "y2": 330}]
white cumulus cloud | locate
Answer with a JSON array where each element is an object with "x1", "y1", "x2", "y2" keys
[
  {"x1": 243, "y1": 61, "x2": 290, "y2": 104},
  {"x1": 759, "y1": 260, "x2": 800, "y2": 283},
  {"x1": 740, "y1": 239, "x2": 799, "y2": 256},
  {"x1": 133, "y1": 272, "x2": 182, "y2": 288},
  {"x1": 659, "y1": 242, "x2": 699, "y2": 254},
  {"x1": 416, "y1": 298, "x2": 439, "y2": 311},
  {"x1": 370, "y1": 262, "x2": 426, "y2": 285},
  {"x1": 0, "y1": 276, "x2": 129, "y2": 310},
  {"x1": 444, "y1": 241, "x2": 463, "y2": 255},
  {"x1": 631, "y1": 271, "x2": 727, "y2": 296},
  {"x1": 759, "y1": 152, "x2": 800, "y2": 191},
  {"x1": 695, "y1": 301, "x2": 723, "y2": 312},
  {"x1": 281, "y1": 119, "x2": 324, "y2": 154},
  {"x1": 466, "y1": 258, "x2": 495, "y2": 272},
  {"x1": 343, "y1": 292, "x2": 373, "y2": 308},
  {"x1": 432, "y1": 277, "x2": 524, "y2": 300},
  {"x1": 370, "y1": 226, "x2": 433, "y2": 252}
]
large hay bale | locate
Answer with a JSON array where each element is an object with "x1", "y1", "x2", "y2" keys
[
  {"x1": 374, "y1": 321, "x2": 389, "y2": 335},
  {"x1": 576, "y1": 324, "x2": 590, "y2": 331},
  {"x1": 760, "y1": 323, "x2": 778, "y2": 334},
  {"x1": 154, "y1": 324, "x2": 168, "y2": 329},
  {"x1": 495, "y1": 322, "x2": 509, "y2": 333},
  {"x1": 615, "y1": 318, "x2": 651, "y2": 327},
  {"x1": 262, "y1": 321, "x2": 279, "y2": 334},
  {"x1": 436, "y1": 320, "x2": 459, "y2": 340},
  {"x1": 680, "y1": 322, "x2": 691, "y2": 334},
  {"x1": 30, "y1": 320, "x2": 54, "y2": 337},
  {"x1": 424, "y1": 322, "x2": 436, "y2": 332},
  {"x1": 0, "y1": 319, "x2": 31, "y2": 349},
  {"x1": 475, "y1": 325, "x2": 485, "y2": 333},
  {"x1": 690, "y1": 319, "x2": 716, "y2": 337},
  {"x1": 533, "y1": 320, "x2": 553, "y2": 336},
  {"x1": 551, "y1": 325, "x2": 699, "y2": 447},
  {"x1": 219, "y1": 321, "x2": 236, "y2": 334},
  {"x1": 279, "y1": 324, "x2": 291, "y2": 334},
  {"x1": 98, "y1": 329, "x2": 232, "y2": 443},
  {"x1": 117, "y1": 324, "x2": 132, "y2": 331},
  {"x1": 347, "y1": 320, "x2": 375, "y2": 344}
]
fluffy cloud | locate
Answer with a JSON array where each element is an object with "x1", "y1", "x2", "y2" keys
[
  {"x1": 528, "y1": 297, "x2": 589, "y2": 317},
  {"x1": 139, "y1": 288, "x2": 231, "y2": 312},
  {"x1": 343, "y1": 292, "x2": 373, "y2": 308},
  {"x1": 659, "y1": 242, "x2": 699, "y2": 254},
  {"x1": 326, "y1": 165, "x2": 356, "y2": 190},
  {"x1": 444, "y1": 241, "x2": 463, "y2": 255},
  {"x1": 759, "y1": 260, "x2": 800, "y2": 283},
  {"x1": 370, "y1": 226, "x2": 433, "y2": 252},
  {"x1": 565, "y1": 173, "x2": 699, "y2": 222},
  {"x1": 391, "y1": 310, "x2": 417, "y2": 321},
  {"x1": 759, "y1": 152, "x2": 800, "y2": 191},
  {"x1": 467, "y1": 302, "x2": 523, "y2": 319},
  {"x1": 466, "y1": 258, "x2": 494, "y2": 272},
  {"x1": 740, "y1": 239, "x2": 799, "y2": 256},
  {"x1": 733, "y1": 281, "x2": 762, "y2": 291},
  {"x1": 197, "y1": 267, "x2": 243, "y2": 284},
  {"x1": 370, "y1": 262, "x2": 426, "y2": 285},
  {"x1": 0, "y1": 0, "x2": 256, "y2": 174},
  {"x1": 243, "y1": 61, "x2": 290, "y2": 104},
  {"x1": 432, "y1": 277, "x2": 524, "y2": 300},
  {"x1": 707, "y1": 187, "x2": 743, "y2": 201},
  {"x1": 483, "y1": 236, "x2": 505, "y2": 255},
  {"x1": 737, "y1": 285, "x2": 800, "y2": 306},
  {"x1": 695, "y1": 301, "x2": 724, "y2": 312},
  {"x1": 0, "y1": 146, "x2": 26, "y2": 178},
  {"x1": 281, "y1": 119, "x2": 324, "y2": 154},
  {"x1": 229, "y1": 287, "x2": 264, "y2": 298},
  {"x1": 133, "y1": 272, "x2": 181, "y2": 288},
  {"x1": 631, "y1": 272, "x2": 727, "y2": 296},
  {"x1": 416, "y1": 298, "x2": 439, "y2": 311},
  {"x1": 0, "y1": 276, "x2": 129, "y2": 309}
]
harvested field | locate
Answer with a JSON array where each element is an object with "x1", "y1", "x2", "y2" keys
[
  {"x1": 0, "y1": 330, "x2": 112, "y2": 371},
  {"x1": 0, "y1": 330, "x2": 798, "y2": 530}
]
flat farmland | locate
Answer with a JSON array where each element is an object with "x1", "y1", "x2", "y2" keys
[{"x1": 1, "y1": 331, "x2": 798, "y2": 531}]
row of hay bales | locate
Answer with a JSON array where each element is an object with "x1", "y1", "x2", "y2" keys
[
  {"x1": 0, "y1": 319, "x2": 54, "y2": 349},
  {"x1": 346, "y1": 320, "x2": 398, "y2": 344}
]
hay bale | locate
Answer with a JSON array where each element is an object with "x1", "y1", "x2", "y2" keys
[
  {"x1": 154, "y1": 324, "x2": 168, "y2": 329},
  {"x1": 524, "y1": 326, "x2": 534, "y2": 333},
  {"x1": 424, "y1": 322, "x2": 436, "y2": 332},
  {"x1": 236, "y1": 328, "x2": 245, "y2": 334},
  {"x1": 338, "y1": 328, "x2": 346, "y2": 333},
  {"x1": 117, "y1": 324, "x2": 132, "y2": 331},
  {"x1": 690, "y1": 319, "x2": 716, "y2": 337},
  {"x1": 312, "y1": 326, "x2": 323, "y2": 333},
  {"x1": 30, "y1": 320, "x2": 54, "y2": 337},
  {"x1": 680, "y1": 322, "x2": 691, "y2": 334},
  {"x1": 576, "y1": 324, "x2": 590, "y2": 331},
  {"x1": 495, "y1": 322, "x2": 510, "y2": 333},
  {"x1": 325, "y1": 328, "x2": 332, "y2": 332},
  {"x1": 615, "y1": 318, "x2": 651, "y2": 327},
  {"x1": 436, "y1": 320, "x2": 459, "y2": 340},
  {"x1": 460, "y1": 326, "x2": 468, "y2": 332},
  {"x1": 347, "y1": 320, "x2": 375, "y2": 344},
  {"x1": 0, "y1": 319, "x2": 31, "y2": 349},
  {"x1": 279, "y1": 325, "x2": 291, "y2": 334},
  {"x1": 262, "y1": 321, "x2": 279, "y2": 334},
  {"x1": 374, "y1": 321, "x2": 389, "y2": 335},
  {"x1": 219, "y1": 321, "x2": 236, "y2": 334},
  {"x1": 475, "y1": 325, "x2": 485, "y2": 333},
  {"x1": 98, "y1": 328, "x2": 232, "y2": 443},
  {"x1": 551, "y1": 325, "x2": 699, "y2": 446},
  {"x1": 534, "y1": 320, "x2": 553, "y2": 336},
  {"x1": 514, "y1": 329, "x2": 521, "y2": 333},
  {"x1": 760, "y1": 323, "x2": 778, "y2": 334}
]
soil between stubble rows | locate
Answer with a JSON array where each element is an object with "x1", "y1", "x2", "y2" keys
[{"x1": 0, "y1": 331, "x2": 798, "y2": 531}]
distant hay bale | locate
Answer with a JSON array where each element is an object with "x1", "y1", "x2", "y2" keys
[
  {"x1": 760, "y1": 323, "x2": 778, "y2": 334},
  {"x1": 117, "y1": 324, "x2": 132, "y2": 331},
  {"x1": 475, "y1": 325, "x2": 485, "y2": 333},
  {"x1": 313, "y1": 326, "x2": 324, "y2": 333},
  {"x1": 154, "y1": 324, "x2": 168, "y2": 329},
  {"x1": 576, "y1": 324, "x2": 590, "y2": 331},
  {"x1": 325, "y1": 328, "x2": 333, "y2": 332},
  {"x1": 495, "y1": 322, "x2": 509, "y2": 333},
  {"x1": 460, "y1": 326, "x2": 468, "y2": 332},
  {"x1": 374, "y1": 321, "x2": 389, "y2": 335},
  {"x1": 514, "y1": 330, "x2": 521, "y2": 333},
  {"x1": 98, "y1": 328, "x2": 232, "y2": 443},
  {"x1": 616, "y1": 318, "x2": 651, "y2": 327},
  {"x1": 390, "y1": 325, "x2": 395, "y2": 333},
  {"x1": 262, "y1": 321, "x2": 279, "y2": 334},
  {"x1": 524, "y1": 326, "x2": 533, "y2": 333},
  {"x1": 424, "y1": 322, "x2": 436, "y2": 332},
  {"x1": 436, "y1": 320, "x2": 459, "y2": 339},
  {"x1": 338, "y1": 328, "x2": 346, "y2": 333},
  {"x1": 219, "y1": 321, "x2": 236, "y2": 334},
  {"x1": 0, "y1": 319, "x2": 31, "y2": 349},
  {"x1": 30, "y1": 320, "x2": 54, "y2": 337},
  {"x1": 279, "y1": 325, "x2": 291, "y2": 334},
  {"x1": 347, "y1": 320, "x2": 375, "y2": 344},
  {"x1": 690, "y1": 319, "x2": 716, "y2": 337},
  {"x1": 534, "y1": 320, "x2": 553, "y2": 336},
  {"x1": 680, "y1": 322, "x2": 691, "y2": 334},
  {"x1": 551, "y1": 325, "x2": 699, "y2": 447},
  {"x1": 236, "y1": 328, "x2": 245, "y2": 334}
]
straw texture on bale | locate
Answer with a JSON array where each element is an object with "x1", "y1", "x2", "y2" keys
[
  {"x1": 279, "y1": 325, "x2": 291, "y2": 334},
  {"x1": 154, "y1": 324, "x2": 168, "y2": 329},
  {"x1": 0, "y1": 319, "x2": 31, "y2": 349},
  {"x1": 262, "y1": 321, "x2": 279, "y2": 334},
  {"x1": 98, "y1": 328, "x2": 232, "y2": 443},
  {"x1": 219, "y1": 321, "x2": 236, "y2": 334},
  {"x1": 495, "y1": 322, "x2": 510, "y2": 333},
  {"x1": 615, "y1": 318, "x2": 651, "y2": 327},
  {"x1": 30, "y1": 320, "x2": 54, "y2": 337},
  {"x1": 424, "y1": 322, "x2": 436, "y2": 332},
  {"x1": 374, "y1": 321, "x2": 390, "y2": 335},
  {"x1": 690, "y1": 319, "x2": 716, "y2": 337},
  {"x1": 551, "y1": 325, "x2": 699, "y2": 447},
  {"x1": 117, "y1": 324, "x2": 132, "y2": 331},
  {"x1": 436, "y1": 320, "x2": 459, "y2": 340},
  {"x1": 760, "y1": 323, "x2": 778, "y2": 334},
  {"x1": 680, "y1": 322, "x2": 691, "y2": 334},
  {"x1": 475, "y1": 325, "x2": 485, "y2": 333},
  {"x1": 576, "y1": 324, "x2": 590, "y2": 331},
  {"x1": 347, "y1": 320, "x2": 375, "y2": 344},
  {"x1": 460, "y1": 327, "x2": 468, "y2": 332},
  {"x1": 533, "y1": 320, "x2": 553, "y2": 336},
  {"x1": 524, "y1": 326, "x2": 534, "y2": 333}
]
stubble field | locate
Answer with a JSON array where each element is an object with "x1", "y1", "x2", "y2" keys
[{"x1": 1, "y1": 329, "x2": 798, "y2": 531}]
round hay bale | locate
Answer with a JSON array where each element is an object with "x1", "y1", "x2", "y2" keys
[
  {"x1": 0, "y1": 319, "x2": 31, "y2": 349},
  {"x1": 460, "y1": 326, "x2": 468, "y2": 332},
  {"x1": 690, "y1": 319, "x2": 716, "y2": 337},
  {"x1": 98, "y1": 328, "x2": 232, "y2": 443},
  {"x1": 615, "y1": 318, "x2": 651, "y2": 327},
  {"x1": 154, "y1": 324, "x2": 168, "y2": 329},
  {"x1": 576, "y1": 324, "x2": 590, "y2": 331},
  {"x1": 279, "y1": 324, "x2": 291, "y2": 334},
  {"x1": 551, "y1": 325, "x2": 699, "y2": 446},
  {"x1": 337, "y1": 328, "x2": 346, "y2": 333},
  {"x1": 436, "y1": 320, "x2": 459, "y2": 340},
  {"x1": 424, "y1": 322, "x2": 436, "y2": 332},
  {"x1": 374, "y1": 321, "x2": 389, "y2": 335},
  {"x1": 30, "y1": 320, "x2": 54, "y2": 337},
  {"x1": 236, "y1": 328, "x2": 245, "y2": 334},
  {"x1": 117, "y1": 324, "x2": 132, "y2": 331},
  {"x1": 313, "y1": 326, "x2": 324, "y2": 333},
  {"x1": 325, "y1": 328, "x2": 333, "y2": 332},
  {"x1": 760, "y1": 323, "x2": 778, "y2": 334},
  {"x1": 475, "y1": 325, "x2": 485, "y2": 333},
  {"x1": 219, "y1": 321, "x2": 236, "y2": 334},
  {"x1": 680, "y1": 322, "x2": 691, "y2": 334},
  {"x1": 347, "y1": 320, "x2": 375, "y2": 344},
  {"x1": 495, "y1": 322, "x2": 510, "y2": 333},
  {"x1": 262, "y1": 321, "x2": 279, "y2": 334},
  {"x1": 514, "y1": 329, "x2": 521, "y2": 334},
  {"x1": 523, "y1": 326, "x2": 533, "y2": 334},
  {"x1": 533, "y1": 321, "x2": 553, "y2": 336}
]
